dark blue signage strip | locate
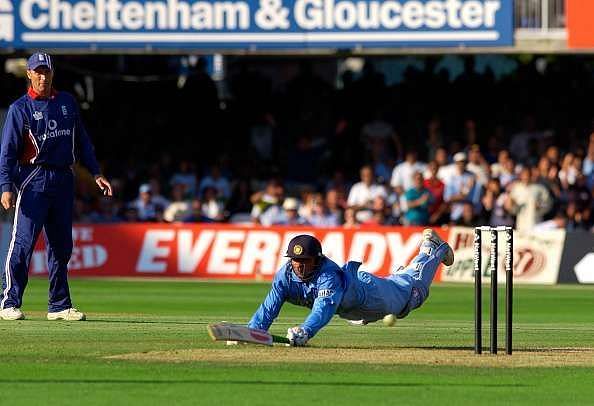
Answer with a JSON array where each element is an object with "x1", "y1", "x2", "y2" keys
[{"x1": 0, "y1": 0, "x2": 513, "y2": 49}]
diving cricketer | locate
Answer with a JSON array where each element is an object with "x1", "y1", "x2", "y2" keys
[
  {"x1": 249, "y1": 229, "x2": 454, "y2": 346},
  {"x1": 0, "y1": 52, "x2": 112, "y2": 321}
]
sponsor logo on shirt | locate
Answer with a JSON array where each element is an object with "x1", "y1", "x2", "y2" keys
[
  {"x1": 318, "y1": 289, "x2": 333, "y2": 298},
  {"x1": 41, "y1": 119, "x2": 71, "y2": 141},
  {"x1": 33, "y1": 111, "x2": 43, "y2": 120}
]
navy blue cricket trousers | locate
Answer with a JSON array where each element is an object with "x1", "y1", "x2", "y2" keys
[{"x1": 1, "y1": 165, "x2": 74, "y2": 312}]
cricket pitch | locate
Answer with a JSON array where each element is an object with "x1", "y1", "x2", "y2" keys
[{"x1": 108, "y1": 347, "x2": 594, "y2": 368}]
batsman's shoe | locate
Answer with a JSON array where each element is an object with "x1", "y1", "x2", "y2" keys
[
  {"x1": 47, "y1": 308, "x2": 86, "y2": 321},
  {"x1": 0, "y1": 307, "x2": 25, "y2": 320},
  {"x1": 422, "y1": 229, "x2": 454, "y2": 266}
]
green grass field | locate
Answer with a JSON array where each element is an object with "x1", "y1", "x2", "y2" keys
[{"x1": 1, "y1": 278, "x2": 593, "y2": 405}]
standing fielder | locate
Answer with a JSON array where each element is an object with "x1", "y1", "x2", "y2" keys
[
  {"x1": 0, "y1": 52, "x2": 112, "y2": 321},
  {"x1": 249, "y1": 229, "x2": 454, "y2": 346}
]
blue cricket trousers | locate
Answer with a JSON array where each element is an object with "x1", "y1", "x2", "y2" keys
[
  {"x1": 1, "y1": 165, "x2": 74, "y2": 312},
  {"x1": 356, "y1": 241, "x2": 448, "y2": 319},
  {"x1": 337, "y1": 242, "x2": 448, "y2": 323},
  {"x1": 387, "y1": 241, "x2": 450, "y2": 317}
]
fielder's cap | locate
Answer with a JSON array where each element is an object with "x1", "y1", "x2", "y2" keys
[
  {"x1": 282, "y1": 197, "x2": 299, "y2": 211},
  {"x1": 453, "y1": 152, "x2": 467, "y2": 162},
  {"x1": 285, "y1": 234, "x2": 323, "y2": 259},
  {"x1": 27, "y1": 52, "x2": 53, "y2": 71},
  {"x1": 139, "y1": 183, "x2": 151, "y2": 194}
]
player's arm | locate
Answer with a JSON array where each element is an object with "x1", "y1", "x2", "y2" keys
[
  {"x1": 248, "y1": 269, "x2": 287, "y2": 331},
  {"x1": 289, "y1": 272, "x2": 344, "y2": 345},
  {"x1": 0, "y1": 106, "x2": 24, "y2": 208}
]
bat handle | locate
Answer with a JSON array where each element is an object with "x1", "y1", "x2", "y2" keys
[{"x1": 272, "y1": 334, "x2": 290, "y2": 344}]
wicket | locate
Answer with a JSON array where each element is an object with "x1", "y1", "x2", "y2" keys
[{"x1": 473, "y1": 226, "x2": 513, "y2": 355}]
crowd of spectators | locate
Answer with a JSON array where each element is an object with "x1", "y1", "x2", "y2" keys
[
  {"x1": 1, "y1": 54, "x2": 593, "y2": 232},
  {"x1": 78, "y1": 131, "x2": 592, "y2": 233}
]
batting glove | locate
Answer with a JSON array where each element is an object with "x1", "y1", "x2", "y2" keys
[{"x1": 286, "y1": 326, "x2": 309, "y2": 347}]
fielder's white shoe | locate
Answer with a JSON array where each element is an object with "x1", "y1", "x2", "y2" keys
[
  {"x1": 422, "y1": 229, "x2": 455, "y2": 266},
  {"x1": 47, "y1": 308, "x2": 86, "y2": 321},
  {"x1": 0, "y1": 307, "x2": 25, "y2": 320}
]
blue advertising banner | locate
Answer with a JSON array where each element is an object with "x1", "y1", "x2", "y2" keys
[{"x1": 0, "y1": 0, "x2": 513, "y2": 50}]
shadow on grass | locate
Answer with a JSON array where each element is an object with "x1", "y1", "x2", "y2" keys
[
  {"x1": 311, "y1": 345, "x2": 471, "y2": 351},
  {"x1": 88, "y1": 319, "x2": 207, "y2": 325},
  {"x1": 311, "y1": 346, "x2": 593, "y2": 353},
  {"x1": 0, "y1": 379, "x2": 529, "y2": 388}
]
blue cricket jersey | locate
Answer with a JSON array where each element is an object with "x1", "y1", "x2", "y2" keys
[
  {"x1": 0, "y1": 88, "x2": 100, "y2": 192},
  {"x1": 248, "y1": 257, "x2": 414, "y2": 338}
]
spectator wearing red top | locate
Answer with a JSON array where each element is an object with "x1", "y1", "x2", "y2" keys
[{"x1": 423, "y1": 161, "x2": 448, "y2": 225}]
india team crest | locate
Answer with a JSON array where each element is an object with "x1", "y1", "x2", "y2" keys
[{"x1": 293, "y1": 244, "x2": 303, "y2": 255}]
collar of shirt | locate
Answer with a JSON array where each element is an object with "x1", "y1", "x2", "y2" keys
[{"x1": 28, "y1": 87, "x2": 58, "y2": 100}]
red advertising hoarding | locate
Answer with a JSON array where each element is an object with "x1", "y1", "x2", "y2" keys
[{"x1": 29, "y1": 224, "x2": 447, "y2": 280}]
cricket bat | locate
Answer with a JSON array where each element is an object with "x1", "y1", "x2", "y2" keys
[{"x1": 207, "y1": 322, "x2": 290, "y2": 346}]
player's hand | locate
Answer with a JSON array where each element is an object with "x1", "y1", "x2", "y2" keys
[
  {"x1": 286, "y1": 326, "x2": 309, "y2": 347},
  {"x1": 1, "y1": 192, "x2": 15, "y2": 210},
  {"x1": 94, "y1": 175, "x2": 113, "y2": 197}
]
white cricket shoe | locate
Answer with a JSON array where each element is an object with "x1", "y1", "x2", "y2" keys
[
  {"x1": 422, "y1": 229, "x2": 455, "y2": 266},
  {"x1": 47, "y1": 308, "x2": 86, "y2": 321},
  {"x1": 0, "y1": 307, "x2": 25, "y2": 320}
]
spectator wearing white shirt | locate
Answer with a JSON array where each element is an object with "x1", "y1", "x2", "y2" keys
[
  {"x1": 443, "y1": 152, "x2": 478, "y2": 222},
  {"x1": 490, "y1": 149, "x2": 510, "y2": 179},
  {"x1": 506, "y1": 167, "x2": 553, "y2": 232},
  {"x1": 428, "y1": 147, "x2": 454, "y2": 184},
  {"x1": 347, "y1": 165, "x2": 387, "y2": 222},
  {"x1": 466, "y1": 144, "x2": 490, "y2": 186},
  {"x1": 179, "y1": 187, "x2": 224, "y2": 223},
  {"x1": 558, "y1": 153, "x2": 580, "y2": 189},
  {"x1": 391, "y1": 150, "x2": 426, "y2": 195},
  {"x1": 437, "y1": 161, "x2": 456, "y2": 185},
  {"x1": 491, "y1": 150, "x2": 516, "y2": 188},
  {"x1": 164, "y1": 183, "x2": 191, "y2": 222}
]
